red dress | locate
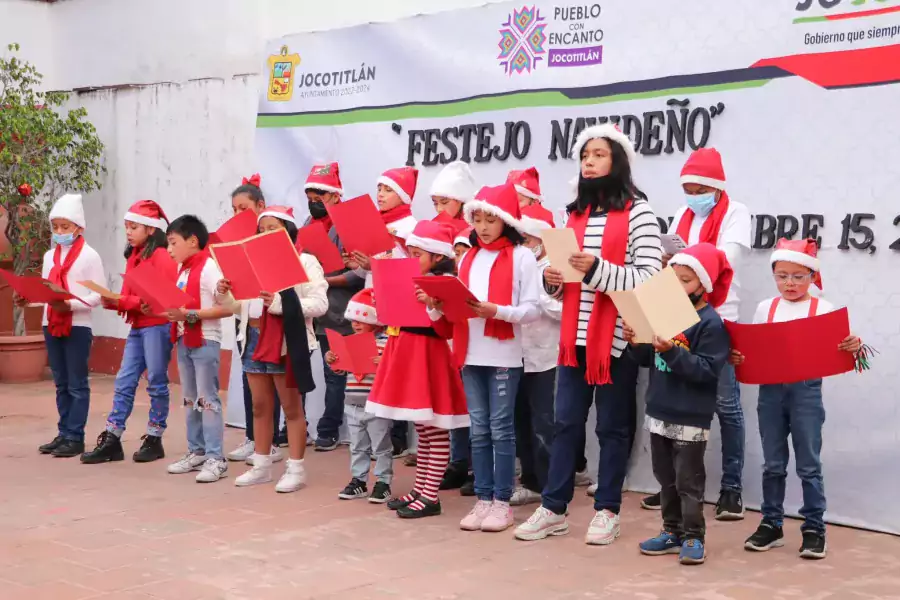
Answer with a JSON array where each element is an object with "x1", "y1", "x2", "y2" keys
[{"x1": 367, "y1": 318, "x2": 469, "y2": 430}]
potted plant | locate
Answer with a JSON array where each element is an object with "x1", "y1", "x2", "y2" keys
[{"x1": 0, "y1": 43, "x2": 105, "y2": 383}]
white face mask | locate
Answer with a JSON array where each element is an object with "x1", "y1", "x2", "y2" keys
[{"x1": 531, "y1": 243, "x2": 543, "y2": 259}]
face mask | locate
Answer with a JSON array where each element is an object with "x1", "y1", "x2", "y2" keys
[
  {"x1": 52, "y1": 232, "x2": 76, "y2": 247},
  {"x1": 531, "y1": 244, "x2": 543, "y2": 259},
  {"x1": 578, "y1": 174, "x2": 619, "y2": 211},
  {"x1": 308, "y1": 200, "x2": 329, "y2": 219},
  {"x1": 687, "y1": 285, "x2": 706, "y2": 306},
  {"x1": 685, "y1": 192, "x2": 717, "y2": 218}
]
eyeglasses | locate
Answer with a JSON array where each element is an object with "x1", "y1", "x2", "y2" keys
[{"x1": 773, "y1": 272, "x2": 812, "y2": 284}]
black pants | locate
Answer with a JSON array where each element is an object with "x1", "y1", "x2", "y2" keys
[
  {"x1": 514, "y1": 368, "x2": 556, "y2": 493},
  {"x1": 243, "y1": 371, "x2": 282, "y2": 442},
  {"x1": 651, "y1": 433, "x2": 707, "y2": 542}
]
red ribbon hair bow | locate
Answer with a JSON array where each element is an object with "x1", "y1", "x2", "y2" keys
[{"x1": 242, "y1": 173, "x2": 261, "y2": 187}]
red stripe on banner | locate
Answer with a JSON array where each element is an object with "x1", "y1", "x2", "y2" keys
[
  {"x1": 752, "y1": 45, "x2": 900, "y2": 88},
  {"x1": 825, "y1": 5, "x2": 900, "y2": 21}
]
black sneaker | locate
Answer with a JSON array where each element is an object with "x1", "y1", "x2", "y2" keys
[
  {"x1": 459, "y1": 475, "x2": 475, "y2": 497},
  {"x1": 799, "y1": 530, "x2": 827, "y2": 560},
  {"x1": 397, "y1": 497, "x2": 442, "y2": 519},
  {"x1": 744, "y1": 522, "x2": 785, "y2": 552},
  {"x1": 715, "y1": 490, "x2": 745, "y2": 521},
  {"x1": 440, "y1": 462, "x2": 469, "y2": 491},
  {"x1": 369, "y1": 481, "x2": 391, "y2": 504},
  {"x1": 132, "y1": 434, "x2": 165, "y2": 463},
  {"x1": 314, "y1": 436, "x2": 339, "y2": 452},
  {"x1": 81, "y1": 431, "x2": 125, "y2": 464},
  {"x1": 386, "y1": 491, "x2": 420, "y2": 511},
  {"x1": 338, "y1": 478, "x2": 368, "y2": 500},
  {"x1": 641, "y1": 492, "x2": 662, "y2": 510},
  {"x1": 51, "y1": 439, "x2": 85, "y2": 458},
  {"x1": 392, "y1": 439, "x2": 410, "y2": 459},
  {"x1": 39, "y1": 436, "x2": 65, "y2": 455}
]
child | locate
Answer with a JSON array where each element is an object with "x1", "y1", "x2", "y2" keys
[
  {"x1": 25, "y1": 194, "x2": 105, "y2": 458},
  {"x1": 511, "y1": 203, "x2": 562, "y2": 507},
  {"x1": 737, "y1": 238, "x2": 862, "y2": 560},
  {"x1": 164, "y1": 215, "x2": 233, "y2": 483},
  {"x1": 368, "y1": 220, "x2": 469, "y2": 519},
  {"x1": 350, "y1": 167, "x2": 420, "y2": 273},
  {"x1": 627, "y1": 243, "x2": 732, "y2": 566},
  {"x1": 431, "y1": 160, "x2": 476, "y2": 237},
  {"x1": 219, "y1": 206, "x2": 328, "y2": 493},
  {"x1": 452, "y1": 227, "x2": 473, "y2": 267},
  {"x1": 82, "y1": 200, "x2": 176, "y2": 464},
  {"x1": 507, "y1": 167, "x2": 542, "y2": 208},
  {"x1": 434, "y1": 183, "x2": 541, "y2": 532},
  {"x1": 326, "y1": 288, "x2": 393, "y2": 503}
]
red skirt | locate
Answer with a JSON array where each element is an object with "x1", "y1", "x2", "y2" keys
[{"x1": 367, "y1": 331, "x2": 469, "y2": 429}]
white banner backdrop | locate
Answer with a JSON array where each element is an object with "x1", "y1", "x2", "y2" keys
[{"x1": 242, "y1": 0, "x2": 900, "y2": 533}]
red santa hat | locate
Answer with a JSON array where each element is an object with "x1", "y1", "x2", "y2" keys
[
  {"x1": 377, "y1": 167, "x2": 419, "y2": 205},
  {"x1": 49, "y1": 194, "x2": 86, "y2": 229},
  {"x1": 463, "y1": 183, "x2": 523, "y2": 232},
  {"x1": 257, "y1": 205, "x2": 296, "y2": 225},
  {"x1": 405, "y1": 220, "x2": 455, "y2": 258},
  {"x1": 770, "y1": 238, "x2": 822, "y2": 289},
  {"x1": 124, "y1": 199, "x2": 169, "y2": 230},
  {"x1": 680, "y1": 148, "x2": 726, "y2": 190},
  {"x1": 344, "y1": 288, "x2": 381, "y2": 326},
  {"x1": 430, "y1": 161, "x2": 476, "y2": 203},
  {"x1": 506, "y1": 167, "x2": 542, "y2": 202},
  {"x1": 519, "y1": 203, "x2": 555, "y2": 238},
  {"x1": 668, "y1": 242, "x2": 733, "y2": 308},
  {"x1": 571, "y1": 123, "x2": 636, "y2": 168},
  {"x1": 454, "y1": 226, "x2": 474, "y2": 248},
  {"x1": 432, "y1": 210, "x2": 470, "y2": 237},
  {"x1": 304, "y1": 163, "x2": 343, "y2": 195}
]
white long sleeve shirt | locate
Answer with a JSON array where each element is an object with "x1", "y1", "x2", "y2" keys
[
  {"x1": 522, "y1": 256, "x2": 562, "y2": 373},
  {"x1": 175, "y1": 259, "x2": 225, "y2": 343},
  {"x1": 38, "y1": 242, "x2": 105, "y2": 329}
]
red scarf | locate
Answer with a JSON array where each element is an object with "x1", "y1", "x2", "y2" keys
[
  {"x1": 47, "y1": 235, "x2": 85, "y2": 338},
  {"x1": 559, "y1": 203, "x2": 632, "y2": 385},
  {"x1": 381, "y1": 203, "x2": 412, "y2": 226},
  {"x1": 675, "y1": 193, "x2": 730, "y2": 246},
  {"x1": 452, "y1": 237, "x2": 515, "y2": 368},
  {"x1": 252, "y1": 306, "x2": 285, "y2": 364},
  {"x1": 171, "y1": 251, "x2": 209, "y2": 348}
]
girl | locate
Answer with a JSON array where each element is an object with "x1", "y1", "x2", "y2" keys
[
  {"x1": 515, "y1": 124, "x2": 662, "y2": 545},
  {"x1": 367, "y1": 220, "x2": 469, "y2": 519},
  {"x1": 433, "y1": 183, "x2": 541, "y2": 533},
  {"x1": 82, "y1": 200, "x2": 177, "y2": 464},
  {"x1": 507, "y1": 167, "x2": 543, "y2": 208},
  {"x1": 431, "y1": 160, "x2": 476, "y2": 237},
  {"x1": 217, "y1": 206, "x2": 328, "y2": 493},
  {"x1": 24, "y1": 194, "x2": 105, "y2": 458}
]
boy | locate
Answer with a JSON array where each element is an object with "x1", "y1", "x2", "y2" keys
[
  {"x1": 735, "y1": 238, "x2": 861, "y2": 560},
  {"x1": 325, "y1": 288, "x2": 392, "y2": 503},
  {"x1": 625, "y1": 243, "x2": 731, "y2": 565},
  {"x1": 164, "y1": 215, "x2": 233, "y2": 483},
  {"x1": 506, "y1": 167, "x2": 542, "y2": 208}
]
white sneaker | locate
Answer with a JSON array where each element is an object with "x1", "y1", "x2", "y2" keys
[
  {"x1": 514, "y1": 506, "x2": 569, "y2": 541},
  {"x1": 167, "y1": 452, "x2": 206, "y2": 474},
  {"x1": 585, "y1": 509, "x2": 620, "y2": 545},
  {"x1": 574, "y1": 469, "x2": 593, "y2": 487},
  {"x1": 275, "y1": 458, "x2": 306, "y2": 493},
  {"x1": 245, "y1": 445, "x2": 283, "y2": 466},
  {"x1": 235, "y1": 454, "x2": 273, "y2": 487},
  {"x1": 510, "y1": 486, "x2": 542, "y2": 507},
  {"x1": 586, "y1": 483, "x2": 598, "y2": 496},
  {"x1": 195, "y1": 457, "x2": 228, "y2": 483},
  {"x1": 226, "y1": 438, "x2": 254, "y2": 462}
]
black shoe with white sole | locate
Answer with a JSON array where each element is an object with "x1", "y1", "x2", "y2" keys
[
  {"x1": 640, "y1": 492, "x2": 662, "y2": 510},
  {"x1": 369, "y1": 481, "x2": 391, "y2": 504},
  {"x1": 715, "y1": 490, "x2": 745, "y2": 521},
  {"x1": 799, "y1": 530, "x2": 827, "y2": 560},
  {"x1": 315, "y1": 436, "x2": 339, "y2": 452},
  {"x1": 744, "y1": 522, "x2": 784, "y2": 552},
  {"x1": 338, "y1": 478, "x2": 368, "y2": 500}
]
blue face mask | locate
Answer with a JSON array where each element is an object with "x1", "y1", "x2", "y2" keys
[
  {"x1": 52, "y1": 232, "x2": 77, "y2": 247},
  {"x1": 685, "y1": 192, "x2": 717, "y2": 217}
]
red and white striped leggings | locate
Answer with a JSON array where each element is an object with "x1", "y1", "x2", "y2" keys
[{"x1": 412, "y1": 424, "x2": 450, "y2": 503}]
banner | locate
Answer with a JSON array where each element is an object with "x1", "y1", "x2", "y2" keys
[{"x1": 251, "y1": 0, "x2": 900, "y2": 534}]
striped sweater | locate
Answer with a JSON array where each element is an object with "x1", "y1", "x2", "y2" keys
[
  {"x1": 344, "y1": 332, "x2": 388, "y2": 406},
  {"x1": 577, "y1": 200, "x2": 663, "y2": 358}
]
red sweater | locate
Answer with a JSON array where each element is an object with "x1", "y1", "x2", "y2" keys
[{"x1": 114, "y1": 247, "x2": 178, "y2": 329}]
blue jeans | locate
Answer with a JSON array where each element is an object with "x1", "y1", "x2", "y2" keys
[
  {"x1": 716, "y1": 363, "x2": 745, "y2": 493},
  {"x1": 450, "y1": 427, "x2": 471, "y2": 467},
  {"x1": 758, "y1": 379, "x2": 827, "y2": 534},
  {"x1": 542, "y1": 350, "x2": 638, "y2": 515},
  {"x1": 462, "y1": 365, "x2": 523, "y2": 502},
  {"x1": 44, "y1": 326, "x2": 92, "y2": 442},
  {"x1": 515, "y1": 368, "x2": 556, "y2": 493},
  {"x1": 316, "y1": 333, "x2": 346, "y2": 440},
  {"x1": 107, "y1": 324, "x2": 173, "y2": 437},
  {"x1": 176, "y1": 339, "x2": 224, "y2": 459}
]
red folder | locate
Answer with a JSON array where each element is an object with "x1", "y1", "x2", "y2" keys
[
  {"x1": 413, "y1": 276, "x2": 477, "y2": 323},
  {"x1": 0, "y1": 269, "x2": 88, "y2": 305},
  {"x1": 370, "y1": 258, "x2": 430, "y2": 328},
  {"x1": 210, "y1": 229, "x2": 308, "y2": 301},
  {"x1": 209, "y1": 209, "x2": 259, "y2": 245},
  {"x1": 123, "y1": 261, "x2": 193, "y2": 314},
  {"x1": 725, "y1": 308, "x2": 854, "y2": 385},
  {"x1": 326, "y1": 194, "x2": 395, "y2": 257},
  {"x1": 325, "y1": 329, "x2": 379, "y2": 383},
  {"x1": 297, "y1": 221, "x2": 345, "y2": 273}
]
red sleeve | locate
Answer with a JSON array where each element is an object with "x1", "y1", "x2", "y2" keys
[{"x1": 431, "y1": 315, "x2": 455, "y2": 340}]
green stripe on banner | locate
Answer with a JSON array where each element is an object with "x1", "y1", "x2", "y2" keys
[
  {"x1": 256, "y1": 79, "x2": 771, "y2": 128},
  {"x1": 793, "y1": 16, "x2": 828, "y2": 23}
]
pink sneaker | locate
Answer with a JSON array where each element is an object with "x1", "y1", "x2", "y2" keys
[
  {"x1": 460, "y1": 500, "x2": 492, "y2": 531},
  {"x1": 481, "y1": 500, "x2": 514, "y2": 532}
]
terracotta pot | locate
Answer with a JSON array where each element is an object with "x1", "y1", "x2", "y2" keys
[{"x1": 0, "y1": 334, "x2": 48, "y2": 383}]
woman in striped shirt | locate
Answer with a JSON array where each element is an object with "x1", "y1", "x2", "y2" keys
[{"x1": 515, "y1": 123, "x2": 663, "y2": 545}]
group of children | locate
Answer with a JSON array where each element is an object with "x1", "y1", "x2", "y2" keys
[{"x1": 20, "y1": 123, "x2": 866, "y2": 565}]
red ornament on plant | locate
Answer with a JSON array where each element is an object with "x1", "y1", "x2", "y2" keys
[{"x1": 17, "y1": 183, "x2": 32, "y2": 197}]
